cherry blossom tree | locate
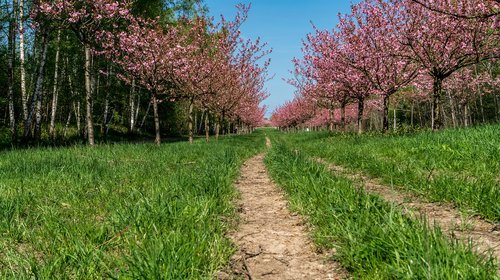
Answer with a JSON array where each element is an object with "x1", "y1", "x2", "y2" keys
[
  {"x1": 289, "y1": 57, "x2": 344, "y2": 131},
  {"x1": 409, "y1": 0, "x2": 500, "y2": 19},
  {"x1": 343, "y1": 0, "x2": 420, "y2": 132},
  {"x1": 99, "y1": 3, "x2": 269, "y2": 144},
  {"x1": 283, "y1": 0, "x2": 497, "y2": 133},
  {"x1": 300, "y1": 23, "x2": 374, "y2": 134},
  {"x1": 99, "y1": 16, "x2": 193, "y2": 145},
  {"x1": 200, "y1": 4, "x2": 271, "y2": 140},
  {"x1": 396, "y1": 0, "x2": 499, "y2": 129},
  {"x1": 271, "y1": 96, "x2": 316, "y2": 130},
  {"x1": 294, "y1": 32, "x2": 352, "y2": 130}
]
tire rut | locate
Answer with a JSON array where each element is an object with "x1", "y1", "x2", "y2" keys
[{"x1": 317, "y1": 158, "x2": 500, "y2": 265}]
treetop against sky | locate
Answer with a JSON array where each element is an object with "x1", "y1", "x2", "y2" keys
[{"x1": 205, "y1": 0, "x2": 359, "y2": 117}]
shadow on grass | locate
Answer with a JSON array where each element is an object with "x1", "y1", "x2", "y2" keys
[{"x1": 0, "y1": 127, "x2": 192, "y2": 152}]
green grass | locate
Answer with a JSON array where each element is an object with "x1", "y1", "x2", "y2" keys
[
  {"x1": 265, "y1": 141, "x2": 498, "y2": 279},
  {"x1": 0, "y1": 132, "x2": 265, "y2": 279},
  {"x1": 274, "y1": 124, "x2": 500, "y2": 222}
]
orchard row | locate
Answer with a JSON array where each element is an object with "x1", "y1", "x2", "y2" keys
[
  {"x1": 2, "y1": 1, "x2": 270, "y2": 146},
  {"x1": 272, "y1": 0, "x2": 498, "y2": 132}
]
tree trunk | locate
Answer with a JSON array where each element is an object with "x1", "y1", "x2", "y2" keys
[
  {"x1": 152, "y1": 93, "x2": 161, "y2": 145},
  {"x1": 357, "y1": 97, "x2": 365, "y2": 134},
  {"x1": 188, "y1": 98, "x2": 194, "y2": 144},
  {"x1": 25, "y1": 27, "x2": 49, "y2": 140},
  {"x1": 473, "y1": 65, "x2": 485, "y2": 123},
  {"x1": 63, "y1": 109, "x2": 72, "y2": 137},
  {"x1": 134, "y1": 95, "x2": 140, "y2": 130},
  {"x1": 102, "y1": 67, "x2": 111, "y2": 136},
  {"x1": 382, "y1": 94, "x2": 390, "y2": 133},
  {"x1": 194, "y1": 111, "x2": 198, "y2": 136},
  {"x1": 328, "y1": 106, "x2": 334, "y2": 132},
  {"x1": 419, "y1": 103, "x2": 423, "y2": 127},
  {"x1": 432, "y1": 77, "x2": 443, "y2": 130},
  {"x1": 27, "y1": 29, "x2": 38, "y2": 100},
  {"x1": 204, "y1": 110, "x2": 209, "y2": 142},
  {"x1": 215, "y1": 115, "x2": 220, "y2": 141},
  {"x1": 49, "y1": 30, "x2": 62, "y2": 139},
  {"x1": 76, "y1": 102, "x2": 81, "y2": 136},
  {"x1": 7, "y1": 10, "x2": 16, "y2": 142},
  {"x1": 67, "y1": 61, "x2": 81, "y2": 136},
  {"x1": 447, "y1": 90, "x2": 457, "y2": 128},
  {"x1": 495, "y1": 93, "x2": 500, "y2": 120},
  {"x1": 198, "y1": 109, "x2": 205, "y2": 134},
  {"x1": 221, "y1": 111, "x2": 226, "y2": 136},
  {"x1": 105, "y1": 109, "x2": 114, "y2": 136},
  {"x1": 393, "y1": 106, "x2": 397, "y2": 131},
  {"x1": 430, "y1": 100, "x2": 434, "y2": 128},
  {"x1": 464, "y1": 103, "x2": 469, "y2": 127},
  {"x1": 18, "y1": 0, "x2": 28, "y2": 122},
  {"x1": 140, "y1": 101, "x2": 151, "y2": 129},
  {"x1": 129, "y1": 78, "x2": 136, "y2": 134},
  {"x1": 84, "y1": 44, "x2": 95, "y2": 146},
  {"x1": 492, "y1": 66, "x2": 499, "y2": 120},
  {"x1": 479, "y1": 93, "x2": 485, "y2": 123},
  {"x1": 411, "y1": 102, "x2": 414, "y2": 127},
  {"x1": 340, "y1": 103, "x2": 346, "y2": 131}
]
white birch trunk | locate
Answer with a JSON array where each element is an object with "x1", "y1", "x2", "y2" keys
[
  {"x1": 25, "y1": 27, "x2": 49, "y2": 140},
  {"x1": 84, "y1": 45, "x2": 95, "y2": 145},
  {"x1": 129, "y1": 78, "x2": 136, "y2": 133},
  {"x1": 7, "y1": 5, "x2": 17, "y2": 142},
  {"x1": 49, "y1": 30, "x2": 62, "y2": 139},
  {"x1": 18, "y1": 0, "x2": 28, "y2": 122}
]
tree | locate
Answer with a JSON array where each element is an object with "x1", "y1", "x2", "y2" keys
[
  {"x1": 24, "y1": 6, "x2": 50, "y2": 141},
  {"x1": 444, "y1": 66, "x2": 497, "y2": 127},
  {"x1": 396, "y1": 0, "x2": 499, "y2": 129},
  {"x1": 100, "y1": 17, "x2": 190, "y2": 145},
  {"x1": 18, "y1": 0, "x2": 28, "y2": 122},
  {"x1": 7, "y1": 0, "x2": 16, "y2": 142},
  {"x1": 200, "y1": 4, "x2": 270, "y2": 140},
  {"x1": 409, "y1": 0, "x2": 500, "y2": 19},
  {"x1": 342, "y1": 0, "x2": 420, "y2": 132},
  {"x1": 35, "y1": 0, "x2": 135, "y2": 145}
]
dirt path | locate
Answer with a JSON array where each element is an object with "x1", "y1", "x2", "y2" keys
[
  {"x1": 221, "y1": 144, "x2": 346, "y2": 279},
  {"x1": 318, "y1": 159, "x2": 500, "y2": 263}
]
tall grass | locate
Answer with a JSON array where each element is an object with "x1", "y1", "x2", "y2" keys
[
  {"x1": 0, "y1": 132, "x2": 265, "y2": 279},
  {"x1": 265, "y1": 141, "x2": 497, "y2": 279},
  {"x1": 276, "y1": 124, "x2": 500, "y2": 221}
]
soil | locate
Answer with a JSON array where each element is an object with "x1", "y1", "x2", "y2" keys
[
  {"x1": 220, "y1": 140, "x2": 347, "y2": 280},
  {"x1": 318, "y1": 159, "x2": 500, "y2": 263}
]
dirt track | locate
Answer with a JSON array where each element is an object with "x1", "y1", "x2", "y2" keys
[{"x1": 221, "y1": 152, "x2": 346, "y2": 280}]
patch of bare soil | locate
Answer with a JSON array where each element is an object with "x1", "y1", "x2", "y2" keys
[
  {"x1": 318, "y1": 159, "x2": 500, "y2": 263},
  {"x1": 220, "y1": 152, "x2": 347, "y2": 280}
]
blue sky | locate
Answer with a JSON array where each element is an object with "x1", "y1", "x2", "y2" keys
[{"x1": 204, "y1": 1, "x2": 358, "y2": 117}]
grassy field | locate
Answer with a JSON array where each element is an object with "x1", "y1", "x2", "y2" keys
[
  {"x1": 264, "y1": 139, "x2": 498, "y2": 279},
  {"x1": 1, "y1": 125, "x2": 498, "y2": 279},
  {"x1": 273, "y1": 124, "x2": 500, "y2": 222},
  {"x1": 0, "y1": 132, "x2": 265, "y2": 279}
]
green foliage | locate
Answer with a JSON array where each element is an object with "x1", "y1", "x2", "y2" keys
[
  {"x1": 277, "y1": 124, "x2": 500, "y2": 221},
  {"x1": 0, "y1": 131, "x2": 266, "y2": 278},
  {"x1": 264, "y1": 140, "x2": 497, "y2": 279},
  {"x1": 131, "y1": 0, "x2": 207, "y2": 24}
]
